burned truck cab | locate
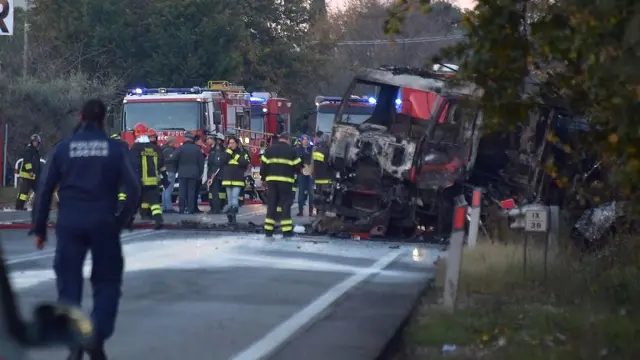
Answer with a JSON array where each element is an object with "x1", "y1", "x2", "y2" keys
[{"x1": 318, "y1": 66, "x2": 483, "y2": 238}]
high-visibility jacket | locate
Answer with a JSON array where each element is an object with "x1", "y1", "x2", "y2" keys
[
  {"x1": 130, "y1": 142, "x2": 164, "y2": 186},
  {"x1": 221, "y1": 147, "x2": 249, "y2": 187},
  {"x1": 312, "y1": 144, "x2": 332, "y2": 184},
  {"x1": 260, "y1": 142, "x2": 302, "y2": 184},
  {"x1": 18, "y1": 145, "x2": 40, "y2": 180}
]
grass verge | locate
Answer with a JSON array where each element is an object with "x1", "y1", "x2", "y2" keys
[{"x1": 401, "y1": 236, "x2": 640, "y2": 360}]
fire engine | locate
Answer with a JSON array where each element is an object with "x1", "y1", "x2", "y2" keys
[
  {"x1": 306, "y1": 96, "x2": 377, "y2": 143},
  {"x1": 243, "y1": 92, "x2": 292, "y2": 189},
  {"x1": 119, "y1": 82, "x2": 292, "y2": 203}
]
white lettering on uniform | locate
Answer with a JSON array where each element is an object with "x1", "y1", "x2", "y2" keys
[{"x1": 69, "y1": 140, "x2": 109, "y2": 158}]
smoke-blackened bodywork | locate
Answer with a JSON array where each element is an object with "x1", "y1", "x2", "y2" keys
[{"x1": 314, "y1": 66, "x2": 483, "y2": 238}]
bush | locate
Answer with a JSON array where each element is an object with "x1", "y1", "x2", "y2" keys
[
  {"x1": 0, "y1": 73, "x2": 122, "y2": 165},
  {"x1": 404, "y1": 237, "x2": 640, "y2": 360}
]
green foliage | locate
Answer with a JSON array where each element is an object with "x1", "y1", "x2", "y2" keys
[
  {"x1": 0, "y1": 74, "x2": 122, "y2": 161},
  {"x1": 386, "y1": 0, "x2": 640, "y2": 199}
]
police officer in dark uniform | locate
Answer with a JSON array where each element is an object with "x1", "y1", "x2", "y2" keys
[
  {"x1": 260, "y1": 132, "x2": 302, "y2": 237},
  {"x1": 15, "y1": 134, "x2": 42, "y2": 211},
  {"x1": 221, "y1": 136, "x2": 250, "y2": 224},
  {"x1": 312, "y1": 134, "x2": 333, "y2": 215},
  {"x1": 31, "y1": 99, "x2": 140, "y2": 360},
  {"x1": 130, "y1": 124, "x2": 168, "y2": 228},
  {"x1": 206, "y1": 133, "x2": 225, "y2": 214}
]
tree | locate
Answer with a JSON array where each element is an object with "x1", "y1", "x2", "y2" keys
[{"x1": 386, "y1": 0, "x2": 640, "y2": 200}]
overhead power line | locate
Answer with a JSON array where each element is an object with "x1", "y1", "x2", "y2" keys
[{"x1": 335, "y1": 35, "x2": 464, "y2": 45}]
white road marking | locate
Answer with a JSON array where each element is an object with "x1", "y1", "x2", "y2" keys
[
  {"x1": 229, "y1": 248, "x2": 405, "y2": 360},
  {"x1": 5, "y1": 230, "x2": 161, "y2": 265}
]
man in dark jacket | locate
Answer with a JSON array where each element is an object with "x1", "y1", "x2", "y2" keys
[
  {"x1": 206, "y1": 133, "x2": 225, "y2": 214},
  {"x1": 173, "y1": 133, "x2": 205, "y2": 214},
  {"x1": 296, "y1": 134, "x2": 314, "y2": 216},
  {"x1": 15, "y1": 134, "x2": 42, "y2": 211},
  {"x1": 161, "y1": 137, "x2": 178, "y2": 213}
]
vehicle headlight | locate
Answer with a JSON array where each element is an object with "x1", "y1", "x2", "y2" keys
[{"x1": 423, "y1": 151, "x2": 450, "y2": 164}]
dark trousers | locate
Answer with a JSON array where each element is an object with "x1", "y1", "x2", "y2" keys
[
  {"x1": 208, "y1": 179, "x2": 222, "y2": 213},
  {"x1": 297, "y1": 175, "x2": 314, "y2": 211},
  {"x1": 141, "y1": 186, "x2": 163, "y2": 223},
  {"x1": 193, "y1": 180, "x2": 201, "y2": 212},
  {"x1": 264, "y1": 181, "x2": 294, "y2": 236},
  {"x1": 179, "y1": 178, "x2": 198, "y2": 213},
  {"x1": 15, "y1": 177, "x2": 36, "y2": 210},
  {"x1": 314, "y1": 182, "x2": 331, "y2": 214},
  {"x1": 54, "y1": 221, "x2": 123, "y2": 345}
]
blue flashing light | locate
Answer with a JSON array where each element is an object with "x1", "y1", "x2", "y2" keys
[
  {"x1": 250, "y1": 97, "x2": 267, "y2": 103},
  {"x1": 126, "y1": 87, "x2": 203, "y2": 96},
  {"x1": 395, "y1": 98, "x2": 402, "y2": 106},
  {"x1": 368, "y1": 97, "x2": 376, "y2": 104}
]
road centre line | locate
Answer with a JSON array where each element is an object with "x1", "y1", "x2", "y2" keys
[
  {"x1": 229, "y1": 248, "x2": 405, "y2": 360},
  {"x1": 5, "y1": 230, "x2": 161, "y2": 265}
]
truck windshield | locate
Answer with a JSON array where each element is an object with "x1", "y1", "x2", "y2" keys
[
  {"x1": 123, "y1": 101, "x2": 201, "y2": 131},
  {"x1": 250, "y1": 105, "x2": 265, "y2": 136},
  {"x1": 317, "y1": 104, "x2": 373, "y2": 133}
]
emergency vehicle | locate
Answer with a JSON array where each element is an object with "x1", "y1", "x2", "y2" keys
[
  {"x1": 243, "y1": 92, "x2": 292, "y2": 189},
  {"x1": 119, "y1": 82, "x2": 292, "y2": 204},
  {"x1": 309, "y1": 96, "x2": 377, "y2": 140}
]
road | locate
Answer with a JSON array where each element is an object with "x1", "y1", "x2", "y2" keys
[{"x1": 2, "y1": 225, "x2": 441, "y2": 360}]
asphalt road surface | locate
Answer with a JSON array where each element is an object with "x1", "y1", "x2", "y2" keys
[{"x1": 2, "y1": 226, "x2": 441, "y2": 360}]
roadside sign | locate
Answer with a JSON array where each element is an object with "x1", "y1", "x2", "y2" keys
[
  {"x1": 525, "y1": 208, "x2": 548, "y2": 232},
  {"x1": 0, "y1": 0, "x2": 13, "y2": 36}
]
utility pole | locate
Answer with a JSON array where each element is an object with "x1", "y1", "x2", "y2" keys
[{"x1": 22, "y1": 0, "x2": 31, "y2": 78}]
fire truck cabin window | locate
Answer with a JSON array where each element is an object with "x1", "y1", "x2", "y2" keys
[
  {"x1": 124, "y1": 101, "x2": 201, "y2": 131},
  {"x1": 250, "y1": 104, "x2": 265, "y2": 136}
]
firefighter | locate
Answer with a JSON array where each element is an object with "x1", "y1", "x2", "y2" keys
[
  {"x1": 130, "y1": 123, "x2": 167, "y2": 229},
  {"x1": 147, "y1": 128, "x2": 167, "y2": 211},
  {"x1": 221, "y1": 136, "x2": 250, "y2": 223},
  {"x1": 30, "y1": 99, "x2": 140, "y2": 360},
  {"x1": 206, "y1": 133, "x2": 225, "y2": 214},
  {"x1": 110, "y1": 134, "x2": 129, "y2": 209},
  {"x1": 312, "y1": 134, "x2": 332, "y2": 215},
  {"x1": 260, "y1": 132, "x2": 302, "y2": 238},
  {"x1": 15, "y1": 134, "x2": 42, "y2": 211}
]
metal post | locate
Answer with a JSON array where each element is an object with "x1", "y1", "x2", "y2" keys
[
  {"x1": 22, "y1": 11, "x2": 28, "y2": 78},
  {"x1": 548, "y1": 206, "x2": 560, "y2": 257},
  {"x1": 467, "y1": 188, "x2": 482, "y2": 248},
  {"x1": 1, "y1": 123, "x2": 6, "y2": 186},
  {"x1": 443, "y1": 204, "x2": 467, "y2": 312}
]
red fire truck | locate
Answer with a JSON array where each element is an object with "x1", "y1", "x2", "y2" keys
[
  {"x1": 120, "y1": 83, "x2": 250, "y2": 149},
  {"x1": 119, "y1": 82, "x2": 292, "y2": 203},
  {"x1": 243, "y1": 92, "x2": 292, "y2": 189},
  {"x1": 309, "y1": 95, "x2": 377, "y2": 140}
]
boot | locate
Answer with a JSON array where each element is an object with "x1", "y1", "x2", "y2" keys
[
  {"x1": 296, "y1": 207, "x2": 303, "y2": 216},
  {"x1": 86, "y1": 346, "x2": 108, "y2": 360},
  {"x1": 153, "y1": 215, "x2": 164, "y2": 230},
  {"x1": 282, "y1": 231, "x2": 294, "y2": 238},
  {"x1": 308, "y1": 207, "x2": 314, "y2": 216},
  {"x1": 66, "y1": 348, "x2": 84, "y2": 360},
  {"x1": 15, "y1": 199, "x2": 26, "y2": 211}
]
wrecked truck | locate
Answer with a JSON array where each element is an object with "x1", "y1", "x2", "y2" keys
[{"x1": 313, "y1": 66, "x2": 483, "y2": 238}]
